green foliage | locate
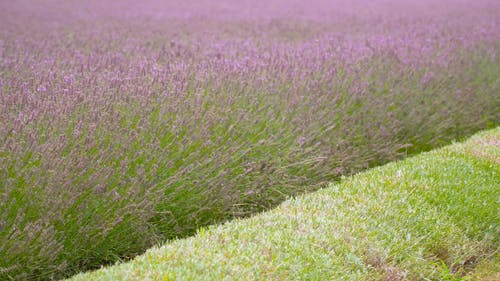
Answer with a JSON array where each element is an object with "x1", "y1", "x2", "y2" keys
[{"x1": 68, "y1": 128, "x2": 500, "y2": 281}]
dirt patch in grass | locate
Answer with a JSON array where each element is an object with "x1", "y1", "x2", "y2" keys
[{"x1": 465, "y1": 254, "x2": 500, "y2": 281}]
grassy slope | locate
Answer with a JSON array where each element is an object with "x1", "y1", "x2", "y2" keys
[{"x1": 69, "y1": 128, "x2": 500, "y2": 281}]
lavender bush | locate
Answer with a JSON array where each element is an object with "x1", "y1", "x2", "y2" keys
[{"x1": 0, "y1": 0, "x2": 499, "y2": 280}]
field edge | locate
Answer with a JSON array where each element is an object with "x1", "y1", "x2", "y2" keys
[{"x1": 68, "y1": 127, "x2": 500, "y2": 281}]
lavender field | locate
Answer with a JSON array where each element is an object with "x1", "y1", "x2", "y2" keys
[{"x1": 0, "y1": 0, "x2": 499, "y2": 280}]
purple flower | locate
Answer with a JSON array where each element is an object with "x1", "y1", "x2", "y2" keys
[{"x1": 36, "y1": 85, "x2": 47, "y2": 92}]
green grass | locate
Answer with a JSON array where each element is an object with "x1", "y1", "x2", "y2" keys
[{"x1": 68, "y1": 127, "x2": 500, "y2": 281}]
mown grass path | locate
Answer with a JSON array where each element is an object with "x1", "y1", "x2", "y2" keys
[{"x1": 69, "y1": 128, "x2": 499, "y2": 280}]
